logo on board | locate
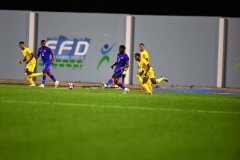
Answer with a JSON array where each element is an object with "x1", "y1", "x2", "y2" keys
[
  {"x1": 38, "y1": 35, "x2": 90, "y2": 70},
  {"x1": 97, "y1": 42, "x2": 116, "y2": 70}
]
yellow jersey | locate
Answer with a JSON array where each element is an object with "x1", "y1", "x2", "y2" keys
[
  {"x1": 138, "y1": 58, "x2": 150, "y2": 71},
  {"x1": 22, "y1": 47, "x2": 36, "y2": 63},
  {"x1": 140, "y1": 50, "x2": 149, "y2": 61}
]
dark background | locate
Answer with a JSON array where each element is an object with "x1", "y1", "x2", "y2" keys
[{"x1": 1, "y1": 1, "x2": 239, "y2": 17}]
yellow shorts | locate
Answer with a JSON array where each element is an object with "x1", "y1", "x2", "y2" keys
[
  {"x1": 143, "y1": 67, "x2": 155, "y2": 79},
  {"x1": 26, "y1": 61, "x2": 36, "y2": 72}
]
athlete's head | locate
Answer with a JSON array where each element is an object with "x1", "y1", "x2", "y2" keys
[
  {"x1": 139, "y1": 43, "x2": 145, "y2": 52},
  {"x1": 40, "y1": 40, "x2": 46, "y2": 47},
  {"x1": 119, "y1": 45, "x2": 126, "y2": 53},
  {"x1": 19, "y1": 41, "x2": 25, "y2": 50},
  {"x1": 134, "y1": 52, "x2": 140, "y2": 61}
]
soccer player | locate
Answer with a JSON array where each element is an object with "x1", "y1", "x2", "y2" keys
[
  {"x1": 102, "y1": 45, "x2": 130, "y2": 93},
  {"x1": 136, "y1": 43, "x2": 151, "y2": 92},
  {"x1": 134, "y1": 52, "x2": 168, "y2": 94},
  {"x1": 18, "y1": 41, "x2": 43, "y2": 86},
  {"x1": 36, "y1": 40, "x2": 59, "y2": 88},
  {"x1": 114, "y1": 67, "x2": 127, "y2": 88}
]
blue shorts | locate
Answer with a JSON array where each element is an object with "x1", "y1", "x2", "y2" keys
[
  {"x1": 43, "y1": 63, "x2": 51, "y2": 71},
  {"x1": 114, "y1": 68, "x2": 123, "y2": 78}
]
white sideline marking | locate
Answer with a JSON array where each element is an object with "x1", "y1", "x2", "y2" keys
[{"x1": 2, "y1": 100, "x2": 240, "y2": 115}]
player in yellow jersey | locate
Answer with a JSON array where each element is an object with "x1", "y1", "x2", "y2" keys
[
  {"x1": 18, "y1": 41, "x2": 43, "y2": 86},
  {"x1": 136, "y1": 43, "x2": 152, "y2": 92},
  {"x1": 134, "y1": 52, "x2": 168, "y2": 95}
]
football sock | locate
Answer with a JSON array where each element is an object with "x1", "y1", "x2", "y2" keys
[
  {"x1": 156, "y1": 77, "x2": 164, "y2": 83},
  {"x1": 106, "y1": 78, "x2": 114, "y2": 86},
  {"x1": 30, "y1": 72, "x2": 43, "y2": 77},
  {"x1": 147, "y1": 79, "x2": 152, "y2": 92},
  {"x1": 116, "y1": 82, "x2": 124, "y2": 89},
  {"x1": 142, "y1": 83, "x2": 151, "y2": 93},
  {"x1": 49, "y1": 74, "x2": 56, "y2": 82},
  {"x1": 25, "y1": 73, "x2": 35, "y2": 85},
  {"x1": 42, "y1": 74, "x2": 47, "y2": 84},
  {"x1": 136, "y1": 75, "x2": 143, "y2": 85},
  {"x1": 24, "y1": 73, "x2": 28, "y2": 79}
]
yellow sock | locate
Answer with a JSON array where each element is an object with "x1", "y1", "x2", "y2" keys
[
  {"x1": 24, "y1": 73, "x2": 28, "y2": 79},
  {"x1": 25, "y1": 73, "x2": 34, "y2": 85},
  {"x1": 156, "y1": 77, "x2": 164, "y2": 83},
  {"x1": 136, "y1": 75, "x2": 143, "y2": 85},
  {"x1": 142, "y1": 83, "x2": 151, "y2": 93},
  {"x1": 30, "y1": 72, "x2": 43, "y2": 77},
  {"x1": 28, "y1": 77, "x2": 35, "y2": 85},
  {"x1": 147, "y1": 79, "x2": 152, "y2": 91}
]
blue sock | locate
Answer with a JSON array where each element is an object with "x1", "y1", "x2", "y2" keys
[
  {"x1": 117, "y1": 82, "x2": 125, "y2": 89},
  {"x1": 106, "y1": 79, "x2": 113, "y2": 86},
  {"x1": 42, "y1": 75, "x2": 47, "y2": 84},
  {"x1": 49, "y1": 74, "x2": 56, "y2": 82}
]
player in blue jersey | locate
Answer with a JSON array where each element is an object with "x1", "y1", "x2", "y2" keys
[
  {"x1": 102, "y1": 45, "x2": 130, "y2": 93},
  {"x1": 36, "y1": 40, "x2": 59, "y2": 88}
]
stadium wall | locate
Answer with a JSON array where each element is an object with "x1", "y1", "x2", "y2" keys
[{"x1": 0, "y1": 10, "x2": 239, "y2": 88}]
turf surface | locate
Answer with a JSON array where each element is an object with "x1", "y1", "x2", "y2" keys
[{"x1": 0, "y1": 84, "x2": 240, "y2": 160}]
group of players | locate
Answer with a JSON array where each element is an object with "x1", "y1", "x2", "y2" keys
[
  {"x1": 19, "y1": 40, "x2": 59, "y2": 88},
  {"x1": 19, "y1": 41, "x2": 168, "y2": 94},
  {"x1": 102, "y1": 43, "x2": 168, "y2": 94}
]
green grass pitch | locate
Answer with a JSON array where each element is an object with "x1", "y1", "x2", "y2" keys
[{"x1": 0, "y1": 84, "x2": 240, "y2": 160}]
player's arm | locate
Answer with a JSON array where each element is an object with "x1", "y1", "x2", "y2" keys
[
  {"x1": 36, "y1": 50, "x2": 40, "y2": 59},
  {"x1": 19, "y1": 57, "x2": 27, "y2": 64},
  {"x1": 144, "y1": 64, "x2": 150, "y2": 76},
  {"x1": 50, "y1": 50, "x2": 54, "y2": 64},
  {"x1": 122, "y1": 60, "x2": 129, "y2": 71},
  {"x1": 111, "y1": 62, "x2": 117, "y2": 69},
  {"x1": 143, "y1": 59, "x2": 150, "y2": 78}
]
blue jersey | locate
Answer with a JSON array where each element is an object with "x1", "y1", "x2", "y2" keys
[
  {"x1": 114, "y1": 53, "x2": 129, "y2": 75},
  {"x1": 38, "y1": 46, "x2": 52, "y2": 64}
]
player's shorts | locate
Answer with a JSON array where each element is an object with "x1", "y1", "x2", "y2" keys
[
  {"x1": 122, "y1": 70, "x2": 127, "y2": 78},
  {"x1": 115, "y1": 70, "x2": 123, "y2": 78},
  {"x1": 143, "y1": 67, "x2": 155, "y2": 79},
  {"x1": 26, "y1": 61, "x2": 36, "y2": 72},
  {"x1": 114, "y1": 68, "x2": 124, "y2": 78},
  {"x1": 42, "y1": 62, "x2": 51, "y2": 71}
]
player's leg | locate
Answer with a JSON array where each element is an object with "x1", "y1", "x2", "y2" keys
[
  {"x1": 136, "y1": 70, "x2": 143, "y2": 85},
  {"x1": 102, "y1": 73, "x2": 115, "y2": 88},
  {"x1": 46, "y1": 67, "x2": 59, "y2": 88},
  {"x1": 24, "y1": 70, "x2": 35, "y2": 86},
  {"x1": 147, "y1": 79, "x2": 152, "y2": 92},
  {"x1": 142, "y1": 76, "x2": 152, "y2": 94},
  {"x1": 114, "y1": 73, "x2": 129, "y2": 93},
  {"x1": 146, "y1": 68, "x2": 154, "y2": 92},
  {"x1": 156, "y1": 76, "x2": 168, "y2": 83},
  {"x1": 149, "y1": 68, "x2": 168, "y2": 85},
  {"x1": 38, "y1": 63, "x2": 48, "y2": 88},
  {"x1": 136, "y1": 69, "x2": 145, "y2": 91},
  {"x1": 122, "y1": 69, "x2": 127, "y2": 85},
  {"x1": 114, "y1": 75, "x2": 125, "y2": 89},
  {"x1": 38, "y1": 70, "x2": 47, "y2": 88},
  {"x1": 115, "y1": 72, "x2": 125, "y2": 89},
  {"x1": 152, "y1": 76, "x2": 168, "y2": 84},
  {"x1": 28, "y1": 61, "x2": 43, "y2": 78},
  {"x1": 30, "y1": 72, "x2": 43, "y2": 77},
  {"x1": 149, "y1": 67, "x2": 159, "y2": 84},
  {"x1": 25, "y1": 64, "x2": 36, "y2": 86}
]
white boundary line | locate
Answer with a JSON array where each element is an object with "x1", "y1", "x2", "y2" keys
[{"x1": 2, "y1": 100, "x2": 240, "y2": 115}]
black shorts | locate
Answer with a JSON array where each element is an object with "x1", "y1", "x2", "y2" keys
[{"x1": 122, "y1": 73, "x2": 126, "y2": 78}]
